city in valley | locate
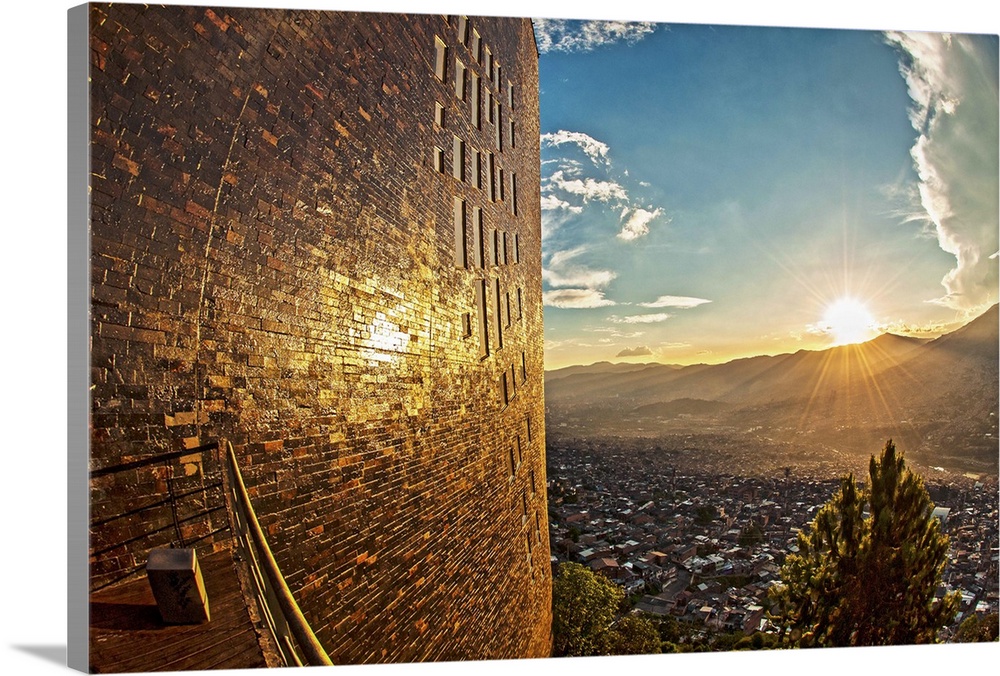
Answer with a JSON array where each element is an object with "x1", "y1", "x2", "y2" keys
[{"x1": 544, "y1": 432, "x2": 998, "y2": 647}]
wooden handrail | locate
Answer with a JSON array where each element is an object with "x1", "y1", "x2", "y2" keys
[{"x1": 224, "y1": 441, "x2": 333, "y2": 667}]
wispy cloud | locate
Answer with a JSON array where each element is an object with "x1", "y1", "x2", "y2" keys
[
  {"x1": 616, "y1": 345, "x2": 652, "y2": 357},
  {"x1": 618, "y1": 207, "x2": 665, "y2": 241},
  {"x1": 639, "y1": 295, "x2": 712, "y2": 309},
  {"x1": 611, "y1": 313, "x2": 672, "y2": 324},
  {"x1": 540, "y1": 130, "x2": 666, "y2": 246},
  {"x1": 885, "y1": 31, "x2": 999, "y2": 311},
  {"x1": 541, "y1": 130, "x2": 611, "y2": 166},
  {"x1": 541, "y1": 194, "x2": 583, "y2": 213},
  {"x1": 543, "y1": 246, "x2": 618, "y2": 308},
  {"x1": 548, "y1": 170, "x2": 628, "y2": 203},
  {"x1": 533, "y1": 19, "x2": 657, "y2": 54},
  {"x1": 544, "y1": 288, "x2": 616, "y2": 309}
]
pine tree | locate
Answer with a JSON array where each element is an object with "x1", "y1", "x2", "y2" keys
[{"x1": 770, "y1": 440, "x2": 960, "y2": 647}]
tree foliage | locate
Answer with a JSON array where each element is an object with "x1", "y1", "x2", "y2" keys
[
  {"x1": 954, "y1": 613, "x2": 999, "y2": 643},
  {"x1": 770, "y1": 440, "x2": 960, "y2": 647},
  {"x1": 552, "y1": 562, "x2": 623, "y2": 656},
  {"x1": 606, "y1": 615, "x2": 662, "y2": 655},
  {"x1": 551, "y1": 562, "x2": 661, "y2": 657}
]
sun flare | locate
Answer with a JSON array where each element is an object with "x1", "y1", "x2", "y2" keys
[{"x1": 823, "y1": 298, "x2": 877, "y2": 346}]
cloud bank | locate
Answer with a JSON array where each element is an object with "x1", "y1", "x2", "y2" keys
[
  {"x1": 533, "y1": 19, "x2": 657, "y2": 54},
  {"x1": 886, "y1": 31, "x2": 999, "y2": 311}
]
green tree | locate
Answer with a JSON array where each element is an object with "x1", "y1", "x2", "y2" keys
[
  {"x1": 551, "y1": 563, "x2": 663, "y2": 657},
  {"x1": 606, "y1": 615, "x2": 661, "y2": 655},
  {"x1": 551, "y1": 562, "x2": 623, "y2": 656},
  {"x1": 770, "y1": 440, "x2": 959, "y2": 647},
  {"x1": 954, "y1": 613, "x2": 999, "y2": 643}
]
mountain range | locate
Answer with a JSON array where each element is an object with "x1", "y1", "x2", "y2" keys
[{"x1": 545, "y1": 305, "x2": 999, "y2": 476}]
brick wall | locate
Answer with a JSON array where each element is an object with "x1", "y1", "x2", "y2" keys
[{"x1": 88, "y1": 4, "x2": 550, "y2": 663}]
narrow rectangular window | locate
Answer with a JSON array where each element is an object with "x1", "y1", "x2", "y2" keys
[
  {"x1": 495, "y1": 63, "x2": 501, "y2": 89},
  {"x1": 452, "y1": 136, "x2": 465, "y2": 181},
  {"x1": 502, "y1": 231, "x2": 509, "y2": 264},
  {"x1": 507, "y1": 440, "x2": 515, "y2": 476},
  {"x1": 504, "y1": 290, "x2": 512, "y2": 327},
  {"x1": 507, "y1": 81, "x2": 514, "y2": 107},
  {"x1": 433, "y1": 147, "x2": 445, "y2": 173},
  {"x1": 535, "y1": 512, "x2": 542, "y2": 543},
  {"x1": 493, "y1": 277, "x2": 503, "y2": 350},
  {"x1": 454, "y1": 59, "x2": 466, "y2": 100},
  {"x1": 462, "y1": 312, "x2": 472, "y2": 337},
  {"x1": 514, "y1": 232, "x2": 520, "y2": 262},
  {"x1": 457, "y1": 15, "x2": 468, "y2": 45},
  {"x1": 476, "y1": 279, "x2": 489, "y2": 358},
  {"x1": 522, "y1": 491, "x2": 528, "y2": 522},
  {"x1": 516, "y1": 434, "x2": 523, "y2": 465},
  {"x1": 521, "y1": 350, "x2": 527, "y2": 382},
  {"x1": 453, "y1": 197, "x2": 467, "y2": 268},
  {"x1": 471, "y1": 30, "x2": 481, "y2": 62},
  {"x1": 487, "y1": 153, "x2": 496, "y2": 201},
  {"x1": 500, "y1": 371, "x2": 509, "y2": 408},
  {"x1": 526, "y1": 416, "x2": 532, "y2": 441},
  {"x1": 434, "y1": 37, "x2": 447, "y2": 81},
  {"x1": 510, "y1": 363, "x2": 517, "y2": 398},
  {"x1": 512, "y1": 174, "x2": 518, "y2": 216},
  {"x1": 470, "y1": 72, "x2": 480, "y2": 128},
  {"x1": 498, "y1": 167, "x2": 505, "y2": 201},
  {"x1": 492, "y1": 229, "x2": 500, "y2": 266},
  {"x1": 517, "y1": 287, "x2": 523, "y2": 319},
  {"x1": 434, "y1": 102, "x2": 444, "y2": 126},
  {"x1": 485, "y1": 48, "x2": 493, "y2": 78},
  {"x1": 473, "y1": 207, "x2": 485, "y2": 268},
  {"x1": 474, "y1": 149, "x2": 483, "y2": 189},
  {"x1": 509, "y1": 119, "x2": 515, "y2": 150},
  {"x1": 495, "y1": 103, "x2": 503, "y2": 151},
  {"x1": 487, "y1": 91, "x2": 494, "y2": 124}
]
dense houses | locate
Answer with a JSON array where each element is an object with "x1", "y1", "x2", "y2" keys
[{"x1": 546, "y1": 438, "x2": 999, "y2": 640}]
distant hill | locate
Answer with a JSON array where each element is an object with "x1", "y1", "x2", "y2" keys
[{"x1": 545, "y1": 305, "x2": 998, "y2": 476}]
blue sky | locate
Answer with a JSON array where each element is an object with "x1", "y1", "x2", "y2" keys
[{"x1": 534, "y1": 18, "x2": 998, "y2": 369}]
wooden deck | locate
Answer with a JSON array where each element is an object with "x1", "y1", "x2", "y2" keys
[{"x1": 89, "y1": 547, "x2": 277, "y2": 673}]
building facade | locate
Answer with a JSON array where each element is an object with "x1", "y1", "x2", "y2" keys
[{"x1": 88, "y1": 4, "x2": 550, "y2": 663}]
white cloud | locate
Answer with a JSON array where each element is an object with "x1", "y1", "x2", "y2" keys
[
  {"x1": 540, "y1": 194, "x2": 583, "y2": 213},
  {"x1": 611, "y1": 313, "x2": 673, "y2": 324},
  {"x1": 543, "y1": 247, "x2": 618, "y2": 309},
  {"x1": 617, "y1": 207, "x2": 665, "y2": 241},
  {"x1": 548, "y1": 170, "x2": 628, "y2": 203},
  {"x1": 544, "y1": 288, "x2": 617, "y2": 309},
  {"x1": 533, "y1": 19, "x2": 658, "y2": 54},
  {"x1": 544, "y1": 266, "x2": 617, "y2": 289},
  {"x1": 885, "y1": 31, "x2": 999, "y2": 311},
  {"x1": 541, "y1": 130, "x2": 611, "y2": 166},
  {"x1": 639, "y1": 295, "x2": 712, "y2": 309}
]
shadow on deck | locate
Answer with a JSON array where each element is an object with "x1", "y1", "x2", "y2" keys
[{"x1": 89, "y1": 547, "x2": 275, "y2": 672}]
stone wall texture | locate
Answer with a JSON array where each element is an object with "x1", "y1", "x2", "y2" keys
[{"x1": 88, "y1": 3, "x2": 551, "y2": 663}]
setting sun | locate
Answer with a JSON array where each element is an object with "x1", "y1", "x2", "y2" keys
[{"x1": 823, "y1": 298, "x2": 878, "y2": 345}]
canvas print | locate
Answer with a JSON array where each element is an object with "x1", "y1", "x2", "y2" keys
[{"x1": 77, "y1": 2, "x2": 998, "y2": 673}]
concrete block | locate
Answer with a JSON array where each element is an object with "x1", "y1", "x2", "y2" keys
[{"x1": 146, "y1": 548, "x2": 210, "y2": 624}]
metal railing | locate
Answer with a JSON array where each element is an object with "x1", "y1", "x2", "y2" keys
[
  {"x1": 89, "y1": 441, "x2": 228, "y2": 591},
  {"x1": 223, "y1": 441, "x2": 333, "y2": 667}
]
